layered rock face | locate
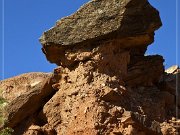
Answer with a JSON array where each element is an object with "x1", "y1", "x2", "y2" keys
[{"x1": 1, "y1": 0, "x2": 179, "y2": 135}]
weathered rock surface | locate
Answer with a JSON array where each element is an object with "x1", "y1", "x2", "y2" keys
[
  {"x1": 17, "y1": 65, "x2": 178, "y2": 135},
  {"x1": 1, "y1": 0, "x2": 179, "y2": 135},
  {"x1": 0, "y1": 72, "x2": 51, "y2": 102},
  {"x1": 40, "y1": 0, "x2": 161, "y2": 66},
  {"x1": 0, "y1": 73, "x2": 58, "y2": 132},
  {"x1": 159, "y1": 66, "x2": 180, "y2": 106}
]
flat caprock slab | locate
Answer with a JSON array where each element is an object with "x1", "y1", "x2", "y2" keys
[{"x1": 39, "y1": 0, "x2": 162, "y2": 65}]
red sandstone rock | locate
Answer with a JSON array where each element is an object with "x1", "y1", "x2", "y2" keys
[{"x1": 0, "y1": 0, "x2": 179, "y2": 135}]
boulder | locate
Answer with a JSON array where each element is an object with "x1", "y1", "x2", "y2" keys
[
  {"x1": 0, "y1": 72, "x2": 51, "y2": 102},
  {"x1": 0, "y1": 73, "x2": 56, "y2": 129},
  {"x1": 39, "y1": 0, "x2": 162, "y2": 66}
]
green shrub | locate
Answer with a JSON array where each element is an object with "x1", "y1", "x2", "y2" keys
[
  {"x1": 0, "y1": 127, "x2": 14, "y2": 135},
  {"x1": 0, "y1": 97, "x2": 7, "y2": 127},
  {"x1": 0, "y1": 91, "x2": 13, "y2": 135}
]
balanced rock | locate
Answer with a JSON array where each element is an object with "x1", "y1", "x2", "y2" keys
[
  {"x1": 1, "y1": 0, "x2": 179, "y2": 135},
  {"x1": 40, "y1": 0, "x2": 162, "y2": 66}
]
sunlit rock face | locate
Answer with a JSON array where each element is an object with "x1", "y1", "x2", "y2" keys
[
  {"x1": 39, "y1": 0, "x2": 162, "y2": 66},
  {"x1": 1, "y1": 0, "x2": 180, "y2": 135}
]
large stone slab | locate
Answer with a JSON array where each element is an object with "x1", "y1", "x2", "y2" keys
[{"x1": 39, "y1": 0, "x2": 162, "y2": 65}]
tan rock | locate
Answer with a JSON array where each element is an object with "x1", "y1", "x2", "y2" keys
[
  {"x1": 0, "y1": 72, "x2": 51, "y2": 102},
  {"x1": 165, "y1": 65, "x2": 179, "y2": 74},
  {"x1": 0, "y1": 72, "x2": 56, "y2": 129},
  {"x1": 1, "y1": 0, "x2": 179, "y2": 135}
]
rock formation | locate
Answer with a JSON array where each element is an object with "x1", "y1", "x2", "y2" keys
[
  {"x1": 0, "y1": 0, "x2": 179, "y2": 135},
  {"x1": 39, "y1": 0, "x2": 162, "y2": 67},
  {"x1": 0, "y1": 73, "x2": 55, "y2": 131}
]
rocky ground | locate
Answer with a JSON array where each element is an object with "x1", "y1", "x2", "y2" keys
[{"x1": 0, "y1": 0, "x2": 179, "y2": 135}]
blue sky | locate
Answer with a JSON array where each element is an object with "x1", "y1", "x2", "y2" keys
[{"x1": 0, "y1": 0, "x2": 179, "y2": 79}]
